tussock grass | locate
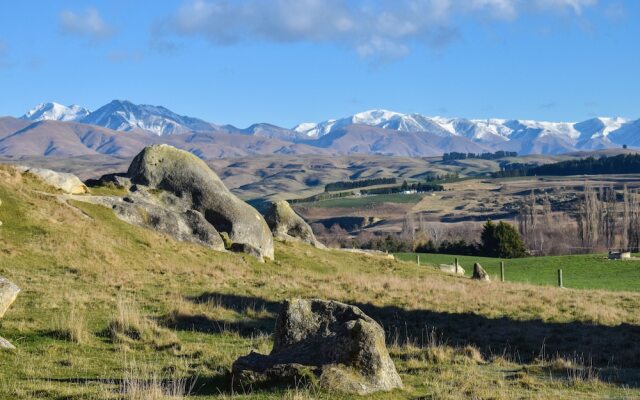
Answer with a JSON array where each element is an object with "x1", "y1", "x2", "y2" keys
[
  {"x1": 108, "y1": 297, "x2": 180, "y2": 351},
  {"x1": 50, "y1": 306, "x2": 89, "y2": 344},
  {"x1": 106, "y1": 358, "x2": 195, "y2": 400}
]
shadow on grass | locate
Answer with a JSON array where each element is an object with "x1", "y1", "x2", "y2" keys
[
  {"x1": 164, "y1": 293, "x2": 280, "y2": 337},
  {"x1": 47, "y1": 373, "x2": 315, "y2": 397},
  {"x1": 166, "y1": 291, "x2": 640, "y2": 388}
]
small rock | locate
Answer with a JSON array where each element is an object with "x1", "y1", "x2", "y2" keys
[
  {"x1": 0, "y1": 277, "x2": 20, "y2": 319},
  {"x1": 0, "y1": 276, "x2": 20, "y2": 350},
  {"x1": 439, "y1": 263, "x2": 465, "y2": 275},
  {"x1": 0, "y1": 337, "x2": 15, "y2": 350},
  {"x1": 472, "y1": 263, "x2": 490, "y2": 281}
]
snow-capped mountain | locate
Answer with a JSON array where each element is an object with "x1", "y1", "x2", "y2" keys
[
  {"x1": 21, "y1": 102, "x2": 90, "y2": 122},
  {"x1": 293, "y1": 110, "x2": 452, "y2": 138},
  {"x1": 80, "y1": 100, "x2": 214, "y2": 136},
  {"x1": 16, "y1": 102, "x2": 639, "y2": 156},
  {"x1": 293, "y1": 110, "x2": 638, "y2": 155}
]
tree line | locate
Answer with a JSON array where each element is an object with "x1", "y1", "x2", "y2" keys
[
  {"x1": 443, "y1": 151, "x2": 518, "y2": 161},
  {"x1": 494, "y1": 154, "x2": 640, "y2": 178},
  {"x1": 324, "y1": 177, "x2": 396, "y2": 192},
  {"x1": 355, "y1": 220, "x2": 526, "y2": 258}
]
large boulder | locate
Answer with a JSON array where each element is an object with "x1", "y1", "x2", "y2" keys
[
  {"x1": 18, "y1": 166, "x2": 87, "y2": 194},
  {"x1": 265, "y1": 200, "x2": 324, "y2": 248},
  {"x1": 127, "y1": 145, "x2": 274, "y2": 260},
  {"x1": 0, "y1": 277, "x2": 20, "y2": 350},
  {"x1": 233, "y1": 299, "x2": 402, "y2": 395}
]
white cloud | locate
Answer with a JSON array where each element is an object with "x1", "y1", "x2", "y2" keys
[
  {"x1": 59, "y1": 8, "x2": 115, "y2": 41},
  {"x1": 160, "y1": 0, "x2": 599, "y2": 59}
]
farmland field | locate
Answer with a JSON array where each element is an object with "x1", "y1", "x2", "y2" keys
[
  {"x1": 304, "y1": 193, "x2": 425, "y2": 208},
  {"x1": 395, "y1": 252, "x2": 640, "y2": 292}
]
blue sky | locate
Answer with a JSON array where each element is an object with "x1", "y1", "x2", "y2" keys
[{"x1": 0, "y1": 0, "x2": 637, "y2": 128}]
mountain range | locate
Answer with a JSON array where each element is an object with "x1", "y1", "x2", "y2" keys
[{"x1": 1, "y1": 100, "x2": 637, "y2": 159}]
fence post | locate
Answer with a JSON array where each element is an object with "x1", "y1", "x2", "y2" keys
[
  {"x1": 500, "y1": 261, "x2": 505, "y2": 282},
  {"x1": 455, "y1": 257, "x2": 459, "y2": 274},
  {"x1": 417, "y1": 255, "x2": 420, "y2": 266},
  {"x1": 557, "y1": 269, "x2": 563, "y2": 288}
]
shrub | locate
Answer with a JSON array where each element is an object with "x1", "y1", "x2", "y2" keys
[{"x1": 481, "y1": 220, "x2": 527, "y2": 258}]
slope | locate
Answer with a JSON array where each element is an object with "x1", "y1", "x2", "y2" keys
[{"x1": 0, "y1": 120, "x2": 156, "y2": 157}]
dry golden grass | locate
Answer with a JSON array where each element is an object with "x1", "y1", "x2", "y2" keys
[
  {"x1": 108, "y1": 297, "x2": 181, "y2": 351},
  {"x1": 50, "y1": 305, "x2": 89, "y2": 344}
]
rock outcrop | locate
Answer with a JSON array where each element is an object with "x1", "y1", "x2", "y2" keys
[
  {"x1": 126, "y1": 145, "x2": 274, "y2": 260},
  {"x1": 472, "y1": 263, "x2": 490, "y2": 281},
  {"x1": 0, "y1": 277, "x2": 20, "y2": 349},
  {"x1": 233, "y1": 299, "x2": 402, "y2": 395},
  {"x1": 265, "y1": 200, "x2": 324, "y2": 248},
  {"x1": 18, "y1": 166, "x2": 87, "y2": 194}
]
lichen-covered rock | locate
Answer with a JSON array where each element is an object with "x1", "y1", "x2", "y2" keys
[
  {"x1": 127, "y1": 145, "x2": 274, "y2": 260},
  {"x1": 18, "y1": 166, "x2": 87, "y2": 194},
  {"x1": 113, "y1": 192, "x2": 225, "y2": 251},
  {"x1": 265, "y1": 200, "x2": 324, "y2": 248},
  {"x1": 439, "y1": 263, "x2": 465, "y2": 275},
  {"x1": 472, "y1": 263, "x2": 490, "y2": 281},
  {"x1": 233, "y1": 299, "x2": 402, "y2": 395},
  {"x1": 0, "y1": 277, "x2": 20, "y2": 350}
]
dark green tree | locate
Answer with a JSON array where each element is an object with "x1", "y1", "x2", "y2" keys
[{"x1": 481, "y1": 220, "x2": 527, "y2": 258}]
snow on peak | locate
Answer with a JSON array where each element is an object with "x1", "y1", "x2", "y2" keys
[
  {"x1": 22, "y1": 102, "x2": 90, "y2": 122},
  {"x1": 80, "y1": 100, "x2": 213, "y2": 136},
  {"x1": 351, "y1": 109, "x2": 404, "y2": 125}
]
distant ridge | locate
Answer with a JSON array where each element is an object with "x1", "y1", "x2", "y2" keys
[{"x1": 13, "y1": 101, "x2": 640, "y2": 156}]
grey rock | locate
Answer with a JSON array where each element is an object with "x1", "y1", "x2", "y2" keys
[
  {"x1": 112, "y1": 190, "x2": 225, "y2": 251},
  {"x1": 0, "y1": 277, "x2": 20, "y2": 319},
  {"x1": 127, "y1": 145, "x2": 274, "y2": 260},
  {"x1": 229, "y1": 242, "x2": 264, "y2": 260},
  {"x1": 438, "y1": 263, "x2": 465, "y2": 275},
  {"x1": 86, "y1": 173, "x2": 132, "y2": 190},
  {"x1": 18, "y1": 166, "x2": 87, "y2": 194},
  {"x1": 0, "y1": 277, "x2": 20, "y2": 350},
  {"x1": 472, "y1": 262, "x2": 490, "y2": 281},
  {"x1": 265, "y1": 200, "x2": 324, "y2": 248},
  {"x1": 0, "y1": 336, "x2": 15, "y2": 350},
  {"x1": 233, "y1": 299, "x2": 402, "y2": 395}
]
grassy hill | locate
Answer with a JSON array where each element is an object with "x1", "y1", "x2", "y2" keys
[{"x1": 1, "y1": 165, "x2": 640, "y2": 399}]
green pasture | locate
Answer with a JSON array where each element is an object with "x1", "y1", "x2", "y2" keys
[{"x1": 395, "y1": 252, "x2": 640, "y2": 292}]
